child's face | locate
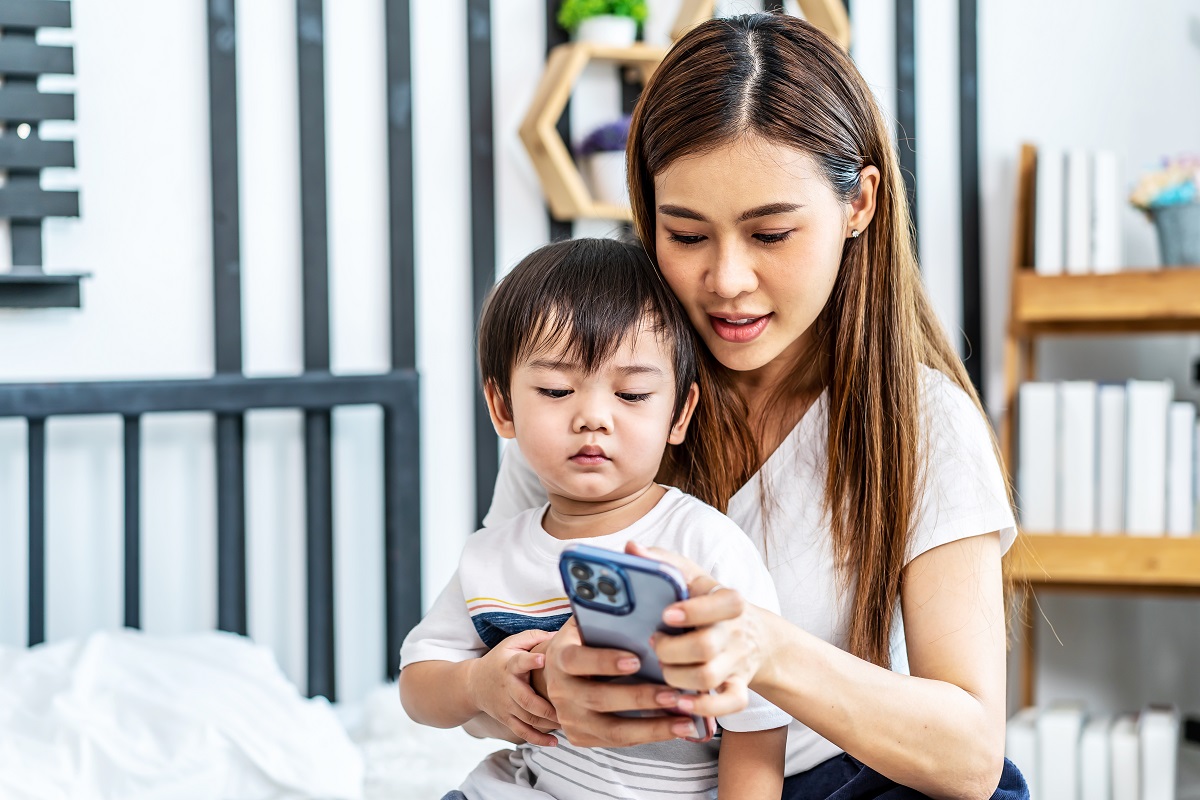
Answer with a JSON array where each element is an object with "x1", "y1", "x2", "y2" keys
[{"x1": 487, "y1": 325, "x2": 697, "y2": 506}]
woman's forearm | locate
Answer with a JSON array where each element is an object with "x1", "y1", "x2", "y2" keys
[{"x1": 751, "y1": 608, "x2": 1004, "y2": 800}]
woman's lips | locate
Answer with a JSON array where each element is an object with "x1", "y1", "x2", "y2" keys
[{"x1": 709, "y1": 313, "x2": 772, "y2": 343}]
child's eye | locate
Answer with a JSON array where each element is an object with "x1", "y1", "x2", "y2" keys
[
  {"x1": 616, "y1": 392, "x2": 651, "y2": 402},
  {"x1": 754, "y1": 230, "x2": 793, "y2": 244},
  {"x1": 667, "y1": 233, "x2": 705, "y2": 246},
  {"x1": 537, "y1": 388, "x2": 571, "y2": 398}
]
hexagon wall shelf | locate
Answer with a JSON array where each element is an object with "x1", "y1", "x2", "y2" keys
[
  {"x1": 521, "y1": 0, "x2": 851, "y2": 222},
  {"x1": 518, "y1": 42, "x2": 665, "y2": 222}
]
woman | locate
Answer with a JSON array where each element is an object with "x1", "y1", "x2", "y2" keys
[{"x1": 478, "y1": 13, "x2": 1028, "y2": 800}]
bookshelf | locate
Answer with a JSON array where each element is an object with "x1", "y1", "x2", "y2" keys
[{"x1": 1001, "y1": 142, "x2": 1200, "y2": 708}]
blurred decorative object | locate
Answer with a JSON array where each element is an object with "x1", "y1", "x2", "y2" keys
[
  {"x1": 1130, "y1": 155, "x2": 1200, "y2": 265},
  {"x1": 578, "y1": 116, "x2": 630, "y2": 207},
  {"x1": 557, "y1": 0, "x2": 647, "y2": 46}
]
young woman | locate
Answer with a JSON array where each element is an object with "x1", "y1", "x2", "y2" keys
[{"x1": 477, "y1": 13, "x2": 1029, "y2": 800}]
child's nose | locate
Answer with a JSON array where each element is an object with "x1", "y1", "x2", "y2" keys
[{"x1": 572, "y1": 398, "x2": 612, "y2": 433}]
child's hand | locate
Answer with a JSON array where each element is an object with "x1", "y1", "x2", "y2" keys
[{"x1": 467, "y1": 629, "x2": 561, "y2": 747}]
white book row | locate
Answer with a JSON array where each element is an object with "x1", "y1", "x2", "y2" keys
[
  {"x1": 1007, "y1": 704, "x2": 1181, "y2": 800},
  {"x1": 1018, "y1": 380, "x2": 1200, "y2": 535},
  {"x1": 1034, "y1": 148, "x2": 1124, "y2": 275}
]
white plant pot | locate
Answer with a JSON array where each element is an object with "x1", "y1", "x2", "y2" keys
[
  {"x1": 587, "y1": 151, "x2": 629, "y2": 207},
  {"x1": 575, "y1": 15, "x2": 637, "y2": 47}
]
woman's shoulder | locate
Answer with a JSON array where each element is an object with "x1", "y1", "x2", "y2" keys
[
  {"x1": 917, "y1": 364, "x2": 983, "y2": 424},
  {"x1": 910, "y1": 365, "x2": 1016, "y2": 561}
]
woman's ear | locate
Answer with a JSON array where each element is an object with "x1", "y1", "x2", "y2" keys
[
  {"x1": 483, "y1": 381, "x2": 517, "y2": 440},
  {"x1": 667, "y1": 383, "x2": 701, "y2": 445},
  {"x1": 846, "y1": 165, "x2": 880, "y2": 238}
]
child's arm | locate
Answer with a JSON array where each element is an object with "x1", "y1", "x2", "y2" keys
[
  {"x1": 399, "y1": 628, "x2": 560, "y2": 746},
  {"x1": 717, "y1": 726, "x2": 787, "y2": 799}
]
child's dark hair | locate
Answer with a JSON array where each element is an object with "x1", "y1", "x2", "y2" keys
[{"x1": 478, "y1": 237, "x2": 697, "y2": 422}]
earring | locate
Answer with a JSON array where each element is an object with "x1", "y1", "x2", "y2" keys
[{"x1": 850, "y1": 229, "x2": 860, "y2": 239}]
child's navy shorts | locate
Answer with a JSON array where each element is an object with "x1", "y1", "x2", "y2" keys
[{"x1": 782, "y1": 753, "x2": 1030, "y2": 799}]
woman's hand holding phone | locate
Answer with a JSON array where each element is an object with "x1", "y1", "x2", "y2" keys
[{"x1": 541, "y1": 617, "x2": 704, "y2": 747}]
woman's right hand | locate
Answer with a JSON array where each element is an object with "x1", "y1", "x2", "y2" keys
[{"x1": 542, "y1": 618, "x2": 704, "y2": 747}]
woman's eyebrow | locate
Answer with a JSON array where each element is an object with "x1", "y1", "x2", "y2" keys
[
  {"x1": 737, "y1": 202, "x2": 803, "y2": 221},
  {"x1": 658, "y1": 204, "x2": 706, "y2": 221}
]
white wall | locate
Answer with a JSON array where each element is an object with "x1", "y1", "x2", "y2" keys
[{"x1": 0, "y1": 0, "x2": 477, "y2": 704}]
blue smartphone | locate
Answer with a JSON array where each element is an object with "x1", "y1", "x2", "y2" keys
[{"x1": 558, "y1": 543, "x2": 716, "y2": 741}]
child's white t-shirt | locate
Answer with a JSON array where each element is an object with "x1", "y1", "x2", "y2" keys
[
  {"x1": 401, "y1": 487, "x2": 791, "y2": 799},
  {"x1": 482, "y1": 366, "x2": 1018, "y2": 778}
]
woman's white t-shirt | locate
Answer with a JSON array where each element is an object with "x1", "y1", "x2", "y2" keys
[{"x1": 483, "y1": 365, "x2": 1018, "y2": 777}]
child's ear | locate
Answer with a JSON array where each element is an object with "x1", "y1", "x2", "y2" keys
[
  {"x1": 483, "y1": 381, "x2": 517, "y2": 440},
  {"x1": 667, "y1": 382, "x2": 701, "y2": 445}
]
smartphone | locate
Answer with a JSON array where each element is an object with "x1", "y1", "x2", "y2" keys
[{"x1": 558, "y1": 543, "x2": 716, "y2": 742}]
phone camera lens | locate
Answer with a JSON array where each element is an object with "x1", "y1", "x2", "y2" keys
[
  {"x1": 569, "y1": 562, "x2": 593, "y2": 581},
  {"x1": 576, "y1": 582, "x2": 596, "y2": 601},
  {"x1": 597, "y1": 577, "x2": 618, "y2": 597}
]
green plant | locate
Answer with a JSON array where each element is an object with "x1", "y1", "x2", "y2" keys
[{"x1": 557, "y1": 0, "x2": 648, "y2": 31}]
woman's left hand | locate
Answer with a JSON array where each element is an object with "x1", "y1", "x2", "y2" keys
[{"x1": 624, "y1": 542, "x2": 775, "y2": 719}]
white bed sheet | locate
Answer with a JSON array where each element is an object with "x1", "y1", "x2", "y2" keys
[{"x1": 0, "y1": 630, "x2": 509, "y2": 800}]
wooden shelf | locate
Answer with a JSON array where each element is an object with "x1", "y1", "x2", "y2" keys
[
  {"x1": 519, "y1": 42, "x2": 667, "y2": 222},
  {"x1": 1012, "y1": 269, "x2": 1200, "y2": 334},
  {"x1": 1008, "y1": 534, "x2": 1200, "y2": 592}
]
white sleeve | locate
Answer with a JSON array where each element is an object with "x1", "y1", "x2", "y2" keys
[
  {"x1": 707, "y1": 534, "x2": 791, "y2": 733},
  {"x1": 908, "y1": 373, "x2": 1018, "y2": 565},
  {"x1": 398, "y1": 570, "x2": 486, "y2": 668},
  {"x1": 481, "y1": 442, "x2": 547, "y2": 528}
]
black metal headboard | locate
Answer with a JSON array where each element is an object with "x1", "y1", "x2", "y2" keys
[{"x1": 0, "y1": 0, "x2": 422, "y2": 703}]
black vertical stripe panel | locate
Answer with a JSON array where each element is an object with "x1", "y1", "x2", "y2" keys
[
  {"x1": 27, "y1": 418, "x2": 45, "y2": 646},
  {"x1": 385, "y1": 0, "x2": 417, "y2": 371},
  {"x1": 383, "y1": 0, "x2": 421, "y2": 681},
  {"x1": 894, "y1": 0, "x2": 918, "y2": 247},
  {"x1": 123, "y1": 416, "x2": 141, "y2": 629},
  {"x1": 958, "y1": 0, "x2": 984, "y2": 394},
  {"x1": 207, "y1": 0, "x2": 248, "y2": 636},
  {"x1": 5, "y1": 34, "x2": 43, "y2": 270},
  {"x1": 545, "y1": 0, "x2": 571, "y2": 242},
  {"x1": 297, "y1": 0, "x2": 336, "y2": 701},
  {"x1": 467, "y1": 0, "x2": 498, "y2": 527}
]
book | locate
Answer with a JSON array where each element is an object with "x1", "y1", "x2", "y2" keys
[
  {"x1": 1058, "y1": 382, "x2": 1098, "y2": 533},
  {"x1": 1006, "y1": 707, "x2": 1040, "y2": 800},
  {"x1": 1019, "y1": 382, "x2": 1059, "y2": 532},
  {"x1": 1139, "y1": 705, "x2": 1180, "y2": 800},
  {"x1": 1038, "y1": 702, "x2": 1084, "y2": 800},
  {"x1": 1096, "y1": 384, "x2": 1127, "y2": 535},
  {"x1": 1081, "y1": 714, "x2": 1113, "y2": 800},
  {"x1": 1091, "y1": 150, "x2": 1123, "y2": 273},
  {"x1": 1125, "y1": 380, "x2": 1173, "y2": 536},
  {"x1": 1034, "y1": 148, "x2": 1065, "y2": 275},
  {"x1": 1065, "y1": 149, "x2": 1093, "y2": 274},
  {"x1": 1195, "y1": 421, "x2": 1200, "y2": 533},
  {"x1": 1167, "y1": 402, "x2": 1196, "y2": 536},
  {"x1": 1111, "y1": 713, "x2": 1140, "y2": 800}
]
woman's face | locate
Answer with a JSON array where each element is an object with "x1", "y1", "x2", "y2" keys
[{"x1": 653, "y1": 136, "x2": 868, "y2": 390}]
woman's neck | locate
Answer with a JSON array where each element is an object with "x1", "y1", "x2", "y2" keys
[
  {"x1": 732, "y1": 349, "x2": 826, "y2": 468},
  {"x1": 542, "y1": 482, "x2": 667, "y2": 540}
]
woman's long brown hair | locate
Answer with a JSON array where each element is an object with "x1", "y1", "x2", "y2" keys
[{"x1": 631, "y1": 13, "x2": 1012, "y2": 668}]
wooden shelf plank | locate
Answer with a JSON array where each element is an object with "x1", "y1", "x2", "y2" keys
[
  {"x1": 1012, "y1": 270, "x2": 1200, "y2": 333},
  {"x1": 1007, "y1": 534, "x2": 1200, "y2": 590}
]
